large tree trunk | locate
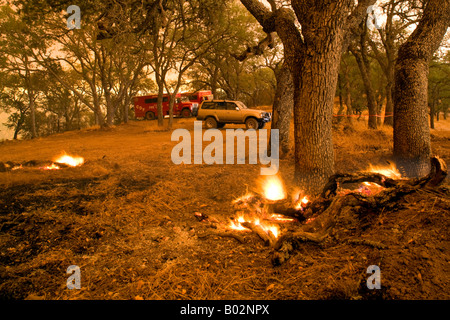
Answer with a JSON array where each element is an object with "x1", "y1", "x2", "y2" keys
[
  {"x1": 293, "y1": 45, "x2": 342, "y2": 194},
  {"x1": 240, "y1": 0, "x2": 376, "y2": 194},
  {"x1": 271, "y1": 62, "x2": 293, "y2": 157},
  {"x1": 393, "y1": 0, "x2": 450, "y2": 178}
]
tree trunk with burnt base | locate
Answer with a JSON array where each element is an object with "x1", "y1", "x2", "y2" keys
[
  {"x1": 240, "y1": 0, "x2": 376, "y2": 195},
  {"x1": 393, "y1": 0, "x2": 450, "y2": 178}
]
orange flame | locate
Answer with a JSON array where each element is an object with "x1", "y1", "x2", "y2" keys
[
  {"x1": 229, "y1": 214, "x2": 280, "y2": 238},
  {"x1": 294, "y1": 195, "x2": 309, "y2": 210},
  {"x1": 260, "y1": 175, "x2": 286, "y2": 201},
  {"x1": 269, "y1": 214, "x2": 296, "y2": 222},
  {"x1": 367, "y1": 163, "x2": 402, "y2": 179},
  {"x1": 229, "y1": 215, "x2": 248, "y2": 231},
  {"x1": 43, "y1": 163, "x2": 60, "y2": 170},
  {"x1": 54, "y1": 153, "x2": 84, "y2": 167}
]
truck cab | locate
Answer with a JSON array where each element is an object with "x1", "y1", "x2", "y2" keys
[{"x1": 134, "y1": 93, "x2": 194, "y2": 120}]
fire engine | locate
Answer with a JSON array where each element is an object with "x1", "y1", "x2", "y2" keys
[
  {"x1": 133, "y1": 93, "x2": 195, "y2": 120},
  {"x1": 181, "y1": 91, "x2": 213, "y2": 116}
]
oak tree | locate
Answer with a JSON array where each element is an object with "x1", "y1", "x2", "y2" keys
[{"x1": 240, "y1": 0, "x2": 376, "y2": 193}]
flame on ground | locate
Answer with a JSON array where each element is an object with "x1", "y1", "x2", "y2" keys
[
  {"x1": 229, "y1": 214, "x2": 279, "y2": 238},
  {"x1": 230, "y1": 176, "x2": 303, "y2": 239},
  {"x1": 260, "y1": 175, "x2": 286, "y2": 201},
  {"x1": 294, "y1": 195, "x2": 309, "y2": 210},
  {"x1": 367, "y1": 163, "x2": 402, "y2": 179},
  {"x1": 54, "y1": 153, "x2": 84, "y2": 167},
  {"x1": 43, "y1": 163, "x2": 60, "y2": 170},
  {"x1": 268, "y1": 214, "x2": 296, "y2": 222},
  {"x1": 232, "y1": 193, "x2": 254, "y2": 204}
]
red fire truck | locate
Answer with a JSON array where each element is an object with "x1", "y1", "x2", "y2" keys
[
  {"x1": 133, "y1": 93, "x2": 194, "y2": 120},
  {"x1": 181, "y1": 91, "x2": 213, "y2": 116}
]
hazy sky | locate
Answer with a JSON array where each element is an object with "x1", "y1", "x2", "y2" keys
[{"x1": 0, "y1": 112, "x2": 13, "y2": 140}]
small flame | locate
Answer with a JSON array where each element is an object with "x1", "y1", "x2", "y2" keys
[
  {"x1": 229, "y1": 214, "x2": 280, "y2": 238},
  {"x1": 54, "y1": 153, "x2": 84, "y2": 167},
  {"x1": 367, "y1": 163, "x2": 402, "y2": 179},
  {"x1": 269, "y1": 214, "x2": 296, "y2": 222},
  {"x1": 43, "y1": 163, "x2": 60, "y2": 170},
  {"x1": 294, "y1": 195, "x2": 309, "y2": 210},
  {"x1": 229, "y1": 215, "x2": 250, "y2": 231},
  {"x1": 232, "y1": 193, "x2": 254, "y2": 204},
  {"x1": 359, "y1": 181, "x2": 384, "y2": 196},
  {"x1": 264, "y1": 225, "x2": 279, "y2": 239},
  {"x1": 260, "y1": 175, "x2": 286, "y2": 201}
]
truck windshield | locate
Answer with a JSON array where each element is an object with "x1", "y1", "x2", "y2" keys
[{"x1": 235, "y1": 101, "x2": 247, "y2": 109}]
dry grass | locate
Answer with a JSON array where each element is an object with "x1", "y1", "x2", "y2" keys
[{"x1": 0, "y1": 116, "x2": 449, "y2": 300}]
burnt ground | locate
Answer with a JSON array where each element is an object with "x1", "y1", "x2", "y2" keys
[{"x1": 0, "y1": 118, "x2": 449, "y2": 300}]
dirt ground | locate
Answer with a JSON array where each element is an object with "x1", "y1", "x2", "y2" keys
[{"x1": 0, "y1": 117, "x2": 449, "y2": 300}]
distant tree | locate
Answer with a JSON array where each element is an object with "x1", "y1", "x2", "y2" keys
[
  {"x1": 338, "y1": 52, "x2": 355, "y2": 125},
  {"x1": 12, "y1": 0, "x2": 157, "y2": 127},
  {"x1": 0, "y1": 5, "x2": 43, "y2": 138},
  {"x1": 349, "y1": 19, "x2": 379, "y2": 129},
  {"x1": 0, "y1": 73, "x2": 29, "y2": 139},
  {"x1": 429, "y1": 58, "x2": 450, "y2": 127},
  {"x1": 236, "y1": 32, "x2": 293, "y2": 157}
]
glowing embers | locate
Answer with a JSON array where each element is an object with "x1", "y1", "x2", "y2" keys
[
  {"x1": 6, "y1": 152, "x2": 85, "y2": 171},
  {"x1": 41, "y1": 153, "x2": 84, "y2": 170},
  {"x1": 42, "y1": 163, "x2": 60, "y2": 170},
  {"x1": 229, "y1": 214, "x2": 279, "y2": 239},
  {"x1": 54, "y1": 153, "x2": 85, "y2": 167},
  {"x1": 259, "y1": 174, "x2": 286, "y2": 201},
  {"x1": 335, "y1": 163, "x2": 404, "y2": 196},
  {"x1": 230, "y1": 175, "x2": 303, "y2": 242},
  {"x1": 367, "y1": 163, "x2": 403, "y2": 180}
]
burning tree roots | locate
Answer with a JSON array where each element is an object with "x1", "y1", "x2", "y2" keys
[
  {"x1": 271, "y1": 156, "x2": 448, "y2": 265},
  {"x1": 215, "y1": 156, "x2": 448, "y2": 266}
]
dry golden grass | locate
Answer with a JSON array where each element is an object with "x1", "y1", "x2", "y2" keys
[{"x1": 0, "y1": 116, "x2": 449, "y2": 300}]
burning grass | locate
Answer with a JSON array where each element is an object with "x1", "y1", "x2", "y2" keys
[{"x1": 0, "y1": 118, "x2": 449, "y2": 300}]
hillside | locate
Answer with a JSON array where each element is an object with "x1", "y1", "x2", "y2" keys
[{"x1": 0, "y1": 118, "x2": 449, "y2": 300}]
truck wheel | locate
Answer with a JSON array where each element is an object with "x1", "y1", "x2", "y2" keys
[
  {"x1": 245, "y1": 117, "x2": 259, "y2": 130},
  {"x1": 258, "y1": 122, "x2": 265, "y2": 129},
  {"x1": 145, "y1": 111, "x2": 155, "y2": 120},
  {"x1": 205, "y1": 117, "x2": 218, "y2": 129},
  {"x1": 181, "y1": 108, "x2": 191, "y2": 118}
]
